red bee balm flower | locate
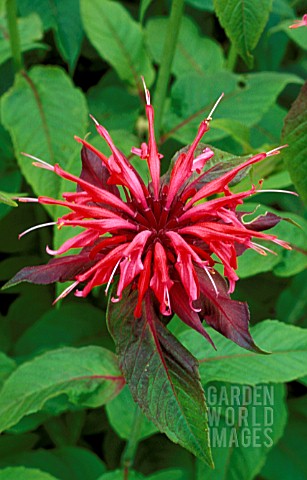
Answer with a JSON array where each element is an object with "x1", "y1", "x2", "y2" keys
[{"x1": 8, "y1": 81, "x2": 291, "y2": 351}]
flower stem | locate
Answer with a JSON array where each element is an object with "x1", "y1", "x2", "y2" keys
[
  {"x1": 153, "y1": 0, "x2": 185, "y2": 138},
  {"x1": 121, "y1": 405, "x2": 143, "y2": 475},
  {"x1": 6, "y1": 0, "x2": 23, "y2": 73},
  {"x1": 226, "y1": 43, "x2": 237, "y2": 71}
]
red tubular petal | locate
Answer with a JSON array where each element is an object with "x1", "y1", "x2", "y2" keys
[
  {"x1": 166, "y1": 231, "x2": 205, "y2": 307},
  {"x1": 166, "y1": 120, "x2": 210, "y2": 209},
  {"x1": 185, "y1": 153, "x2": 267, "y2": 207},
  {"x1": 178, "y1": 187, "x2": 255, "y2": 224},
  {"x1": 209, "y1": 242, "x2": 238, "y2": 293},
  {"x1": 59, "y1": 218, "x2": 139, "y2": 234},
  {"x1": 145, "y1": 104, "x2": 161, "y2": 199},
  {"x1": 39, "y1": 196, "x2": 130, "y2": 221},
  {"x1": 134, "y1": 249, "x2": 152, "y2": 318},
  {"x1": 150, "y1": 242, "x2": 174, "y2": 316},
  {"x1": 53, "y1": 164, "x2": 136, "y2": 217},
  {"x1": 89, "y1": 235, "x2": 129, "y2": 259},
  {"x1": 77, "y1": 243, "x2": 128, "y2": 283},
  {"x1": 191, "y1": 147, "x2": 214, "y2": 173},
  {"x1": 180, "y1": 221, "x2": 291, "y2": 247},
  {"x1": 74, "y1": 136, "x2": 109, "y2": 165},
  {"x1": 116, "y1": 230, "x2": 152, "y2": 300},
  {"x1": 47, "y1": 229, "x2": 99, "y2": 256},
  {"x1": 166, "y1": 231, "x2": 206, "y2": 267},
  {"x1": 94, "y1": 123, "x2": 149, "y2": 208}
]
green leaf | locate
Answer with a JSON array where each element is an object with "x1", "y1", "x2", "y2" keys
[
  {"x1": 17, "y1": 0, "x2": 56, "y2": 29},
  {"x1": 50, "y1": 0, "x2": 83, "y2": 71},
  {"x1": 16, "y1": 0, "x2": 83, "y2": 70},
  {"x1": 1, "y1": 66, "x2": 88, "y2": 219},
  {"x1": 0, "y1": 191, "x2": 17, "y2": 207},
  {"x1": 107, "y1": 288, "x2": 213, "y2": 466},
  {"x1": 213, "y1": 0, "x2": 273, "y2": 67},
  {"x1": 0, "y1": 447, "x2": 106, "y2": 480},
  {"x1": 0, "y1": 352, "x2": 16, "y2": 386},
  {"x1": 272, "y1": 19, "x2": 307, "y2": 51},
  {"x1": 237, "y1": 244, "x2": 280, "y2": 278},
  {"x1": 0, "y1": 346, "x2": 124, "y2": 432},
  {"x1": 13, "y1": 303, "x2": 110, "y2": 357},
  {"x1": 0, "y1": 433, "x2": 38, "y2": 458},
  {"x1": 0, "y1": 125, "x2": 22, "y2": 219},
  {"x1": 250, "y1": 104, "x2": 287, "y2": 150},
  {"x1": 0, "y1": 467, "x2": 59, "y2": 480},
  {"x1": 147, "y1": 469, "x2": 187, "y2": 480},
  {"x1": 139, "y1": 0, "x2": 153, "y2": 23},
  {"x1": 282, "y1": 82, "x2": 307, "y2": 204},
  {"x1": 210, "y1": 119, "x2": 251, "y2": 150},
  {"x1": 276, "y1": 271, "x2": 307, "y2": 327},
  {"x1": 87, "y1": 82, "x2": 140, "y2": 132},
  {"x1": 146, "y1": 16, "x2": 224, "y2": 76},
  {"x1": 0, "y1": 206, "x2": 43, "y2": 254},
  {"x1": 185, "y1": 0, "x2": 214, "y2": 11},
  {"x1": 97, "y1": 471, "x2": 144, "y2": 480},
  {"x1": 236, "y1": 203, "x2": 307, "y2": 278},
  {"x1": 80, "y1": 0, "x2": 154, "y2": 87},
  {"x1": 299, "y1": 376, "x2": 307, "y2": 387},
  {"x1": 271, "y1": 0, "x2": 294, "y2": 17},
  {"x1": 259, "y1": 170, "x2": 292, "y2": 190},
  {"x1": 8, "y1": 412, "x2": 50, "y2": 435},
  {"x1": 197, "y1": 383, "x2": 287, "y2": 480},
  {"x1": 106, "y1": 385, "x2": 158, "y2": 441},
  {"x1": 285, "y1": 23, "x2": 307, "y2": 51},
  {"x1": 179, "y1": 320, "x2": 307, "y2": 385},
  {"x1": 0, "y1": 124, "x2": 14, "y2": 165},
  {"x1": 260, "y1": 395, "x2": 307, "y2": 480},
  {"x1": 164, "y1": 72, "x2": 302, "y2": 145},
  {"x1": 0, "y1": 13, "x2": 45, "y2": 67}
]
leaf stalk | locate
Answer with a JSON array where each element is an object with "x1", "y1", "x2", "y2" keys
[
  {"x1": 6, "y1": 0, "x2": 23, "y2": 73},
  {"x1": 153, "y1": 0, "x2": 185, "y2": 138},
  {"x1": 121, "y1": 405, "x2": 144, "y2": 475},
  {"x1": 226, "y1": 43, "x2": 237, "y2": 71}
]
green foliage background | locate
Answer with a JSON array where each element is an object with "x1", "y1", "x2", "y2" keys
[{"x1": 0, "y1": 0, "x2": 306, "y2": 479}]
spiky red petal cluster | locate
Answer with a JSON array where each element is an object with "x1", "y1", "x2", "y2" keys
[{"x1": 11, "y1": 83, "x2": 291, "y2": 348}]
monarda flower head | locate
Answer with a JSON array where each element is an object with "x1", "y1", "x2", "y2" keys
[{"x1": 7, "y1": 80, "x2": 291, "y2": 351}]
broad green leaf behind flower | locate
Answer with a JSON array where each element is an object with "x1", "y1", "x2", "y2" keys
[{"x1": 1, "y1": 66, "x2": 88, "y2": 219}]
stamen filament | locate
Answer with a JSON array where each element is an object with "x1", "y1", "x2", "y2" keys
[
  {"x1": 164, "y1": 286, "x2": 172, "y2": 314},
  {"x1": 21, "y1": 152, "x2": 54, "y2": 171},
  {"x1": 207, "y1": 92, "x2": 224, "y2": 120},
  {"x1": 105, "y1": 258, "x2": 122, "y2": 295},
  {"x1": 17, "y1": 197, "x2": 39, "y2": 203},
  {"x1": 255, "y1": 189, "x2": 298, "y2": 196},
  {"x1": 53, "y1": 281, "x2": 79, "y2": 305},
  {"x1": 89, "y1": 114, "x2": 99, "y2": 126},
  {"x1": 266, "y1": 144, "x2": 288, "y2": 156},
  {"x1": 141, "y1": 76, "x2": 150, "y2": 105},
  {"x1": 204, "y1": 265, "x2": 219, "y2": 296},
  {"x1": 251, "y1": 242, "x2": 277, "y2": 255},
  {"x1": 19, "y1": 221, "x2": 56, "y2": 239}
]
